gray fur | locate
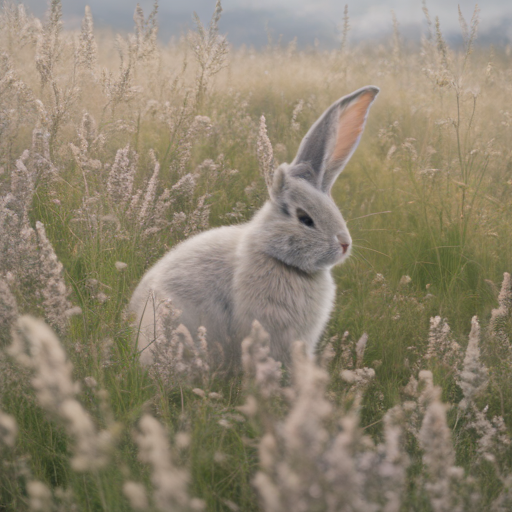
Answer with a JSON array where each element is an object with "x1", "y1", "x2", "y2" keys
[{"x1": 130, "y1": 86, "x2": 379, "y2": 368}]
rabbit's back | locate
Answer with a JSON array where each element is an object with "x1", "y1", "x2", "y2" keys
[{"x1": 130, "y1": 225, "x2": 244, "y2": 364}]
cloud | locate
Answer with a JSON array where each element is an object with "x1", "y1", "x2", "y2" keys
[{"x1": 17, "y1": 0, "x2": 512, "y2": 47}]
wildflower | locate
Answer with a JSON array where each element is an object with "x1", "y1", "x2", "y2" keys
[
  {"x1": 192, "y1": 388, "x2": 205, "y2": 398},
  {"x1": 468, "y1": 408, "x2": 510, "y2": 458},
  {"x1": 197, "y1": 326, "x2": 208, "y2": 359},
  {"x1": 35, "y1": 221, "x2": 72, "y2": 334},
  {"x1": 290, "y1": 100, "x2": 304, "y2": 131},
  {"x1": 76, "y1": 6, "x2": 97, "y2": 72},
  {"x1": 138, "y1": 150, "x2": 160, "y2": 226},
  {"x1": 236, "y1": 394, "x2": 258, "y2": 417},
  {"x1": 146, "y1": 296, "x2": 209, "y2": 388},
  {"x1": 144, "y1": 188, "x2": 172, "y2": 235},
  {"x1": 84, "y1": 376, "x2": 97, "y2": 388},
  {"x1": 135, "y1": 414, "x2": 191, "y2": 510},
  {"x1": 27, "y1": 480, "x2": 53, "y2": 511},
  {"x1": 418, "y1": 370, "x2": 442, "y2": 411},
  {"x1": 188, "y1": 0, "x2": 228, "y2": 104},
  {"x1": 96, "y1": 292, "x2": 109, "y2": 303},
  {"x1": 424, "y1": 316, "x2": 461, "y2": 368},
  {"x1": 35, "y1": 0, "x2": 63, "y2": 88},
  {"x1": 498, "y1": 272, "x2": 512, "y2": 311},
  {"x1": 355, "y1": 332, "x2": 368, "y2": 368},
  {"x1": 318, "y1": 338, "x2": 335, "y2": 368},
  {"x1": 0, "y1": 278, "x2": 18, "y2": 344},
  {"x1": 223, "y1": 499, "x2": 240, "y2": 512},
  {"x1": 171, "y1": 173, "x2": 197, "y2": 200},
  {"x1": 399, "y1": 275, "x2": 412, "y2": 285},
  {"x1": 132, "y1": 1, "x2": 158, "y2": 62},
  {"x1": 176, "y1": 117, "x2": 212, "y2": 176},
  {"x1": 252, "y1": 472, "x2": 281, "y2": 512},
  {"x1": 30, "y1": 127, "x2": 55, "y2": 180},
  {"x1": 378, "y1": 406, "x2": 408, "y2": 510},
  {"x1": 457, "y1": 316, "x2": 487, "y2": 410},
  {"x1": 107, "y1": 145, "x2": 138, "y2": 207},
  {"x1": 420, "y1": 400, "x2": 454, "y2": 472},
  {"x1": 175, "y1": 432, "x2": 191, "y2": 449},
  {"x1": 184, "y1": 194, "x2": 211, "y2": 237},
  {"x1": 373, "y1": 273, "x2": 385, "y2": 284},
  {"x1": 257, "y1": 115, "x2": 274, "y2": 190},
  {"x1": 401, "y1": 370, "x2": 442, "y2": 443},
  {"x1": 9, "y1": 315, "x2": 77, "y2": 408},
  {"x1": 11, "y1": 151, "x2": 34, "y2": 222},
  {"x1": 59, "y1": 399, "x2": 113, "y2": 471},
  {"x1": 419, "y1": 399, "x2": 463, "y2": 512},
  {"x1": 0, "y1": 410, "x2": 17, "y2": 448},
  {"x1": 340, "y1": 367, "x2": 375, "y2": 390},
  {"x1": 241, "y1": 321, "x2": 282, "y2": 399},
  {"x1": 9, "y1": 316, "x2": 112, "y2": 471},
  {"x1": 488, "y1": 272, "x2": 512, "y2": 356},
  {"x1": 123, "y1": 481, "x2": 148, "y2": 510},
  {"x1": 282, "y1": 342, "x2": 332, "y2": 453},
  {"x1": 65, "y1": 306, "x2": 82, "y2": 318},
  {"x1": 338, "y1": 330, "x2": 353, "y2": 369}
]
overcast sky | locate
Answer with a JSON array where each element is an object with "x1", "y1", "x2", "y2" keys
[{"x1": 17, "y1": 0, "x2": 512, "y2": 47}]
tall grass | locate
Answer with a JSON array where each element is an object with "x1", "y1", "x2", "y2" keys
[{"x1": 1, "y1": 1, "x2": 511, "y2": 511}]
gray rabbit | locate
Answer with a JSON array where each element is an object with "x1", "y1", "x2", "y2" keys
[{"x1": 130, "y1": 86, "x2": 379, "y2": 368}]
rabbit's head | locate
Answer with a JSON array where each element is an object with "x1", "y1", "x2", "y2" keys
[{"x1": 257, "y1": 86, "x2": 379, "y2": 273}]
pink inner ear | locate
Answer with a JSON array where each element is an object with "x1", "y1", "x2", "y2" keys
[{"x1": 331, "y1": 91, "x2": 376, "y2": 164}]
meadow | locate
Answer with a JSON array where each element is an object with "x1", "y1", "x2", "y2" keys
[{"x1": 1, "y1": 1, "x2": 512, "y2": 510}]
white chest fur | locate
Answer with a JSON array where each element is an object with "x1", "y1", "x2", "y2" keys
[{"x1": 233, "y1": 244, "x2": 336, "y2": 363}]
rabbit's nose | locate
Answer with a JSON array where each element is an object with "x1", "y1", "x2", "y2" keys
[{"x1": 336, "y1": 234, "x2": 350, "y2": 254}]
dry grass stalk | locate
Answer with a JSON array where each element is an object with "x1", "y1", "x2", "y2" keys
[
  {"x1": 9, "y1": 316, "x2": 113, "y2": 471},
  {"x1": 0, "y1": 277, "x2": 18, "y2": 345},
  {"x1": 107, "y1": 144, "x2": 138, "y2": 207},
  {"x1": 256, "y1": 115, "x2": 274, "y2": 191},
  {"x1": 457, "y1": 316, "x2": 488, "y2": 410},
  {"x1": 424, "y1": 316, "x2": 462, "y2": 369},
  {"x1": 241, "y1": 320, "x2": 282, "y2": 400},
  {"x1": 135, "y1": 414, "x2": 204, "y2": 511},
  {"x1": 132, "y1": 1, "x2": 159, "y2": 63},
  {"x1": 488, "y1": 272, "x2": 512, "y2": 358},
  {"x1": 35, "y1": 221, "x2": 73, "y2": 334},
  {"x1": 419, "y1": 399, "x2": 463, "y2": 512},
  {"x1": 0, "y1": 408, "x2": 17, "y2": 448},
  {"x1": 123, "y1": 481, "x2": 149, "y2": 510},
  {"x1": 188, "y1": 0, "x2": 228, "y2": 105},
  {"x1": 35, "y1": 0, "x2": 63, "y2": 89},
  {"x1": 26, "y1": 480, "x2": 53, "y2": 511},
  {"x1": 147, "y1": 296, "x2": 210, "y2": 390},
  {"x1": 252, "y1": 341, "x2": 407, "y2": 511},
  {"x1": 76, "y1": 6, "x2": 97, "y2": 73}
]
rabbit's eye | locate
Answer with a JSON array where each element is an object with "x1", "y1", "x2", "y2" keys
[{"x1": 297, "y1": 208, "x2": 314, "y2": 228}]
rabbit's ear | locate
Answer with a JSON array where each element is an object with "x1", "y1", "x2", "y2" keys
[
  {"x1": 269, "y1": 164, "x2": 287, "y2": 201},
  {"x1": 292, "y1": 86, "x2": 379, "y2": 193}
]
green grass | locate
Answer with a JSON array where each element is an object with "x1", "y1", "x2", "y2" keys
[{"x1": 1, "y1": 2, "x2": 512, "y2": 510}]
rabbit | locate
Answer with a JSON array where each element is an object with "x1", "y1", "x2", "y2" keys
[{"x1": 130, "y1": 85, "x2": 379, "y2": 369}]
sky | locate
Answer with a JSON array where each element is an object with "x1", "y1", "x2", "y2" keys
[{"x1": 17, "y1": 0, "x2": 512, "y2": 47}]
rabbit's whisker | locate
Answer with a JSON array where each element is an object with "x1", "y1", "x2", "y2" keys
[
  {"x1": 347, "y1": 211, "x2": 392, "y2": 223},
  {"x1": 349, "y1": 252, "x2": 377, "y2": 270},
  {"x1": 352, "y1": 244, "x2": 391, "y2": 259}
]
